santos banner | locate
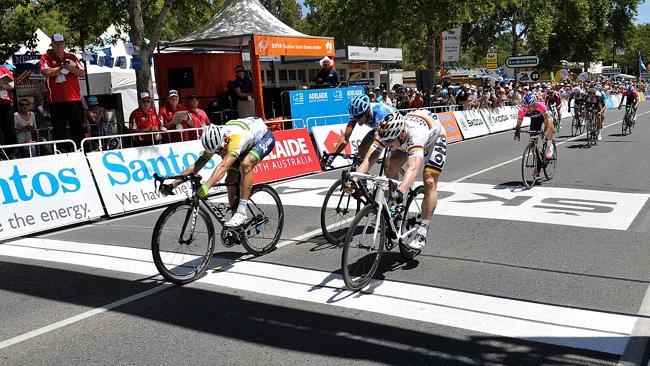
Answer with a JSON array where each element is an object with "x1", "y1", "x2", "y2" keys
[
  {"x1": 86, "y1": 141, "x2": 220, "y2": 216},
  {"x1": 312, "y1": 123, "x2": 373, "y2": 168},
  {"x1": 0, "y1": 152, "x2": 104, "y2": 241}
]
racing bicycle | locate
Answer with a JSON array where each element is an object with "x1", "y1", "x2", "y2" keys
[
  {"x1": 151, "y1": 173, "x2": 284, "y2": 284},
  {"x1": 585, "y1": 103, "x2": 600, "y2": 147},
  {"x1": 341, "y1": 171, "x2": 425, "y2": 291},
  {"x1": 521, "y1": 130, "x2": 557, "y2": 189},
  {"x1": 549, "y1": 105, "x2": 561, "y2": 132},
  {"x1": 622, "y1": 104, "x2": 636, "y2": 136},
  {"x1": 570, "y1": 105, "x2": 584, "y2": 137}
]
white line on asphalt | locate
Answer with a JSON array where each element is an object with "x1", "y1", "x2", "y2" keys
[
  {"x1": 452, "y1": 111, "x2": 650, "y2": 183},
  {"x1": 0, "y1": 283, "x2": 171, "y2": 351},
  {"x1": 0, "y1": 238, "x2": 642, "y2": 355},
  {"x1": 619, "y1": 282, "x2": 650, "y2": 365}
]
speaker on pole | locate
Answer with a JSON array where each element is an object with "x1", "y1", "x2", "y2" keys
[{"x1": 416, "y1": 69, "x2": 433, "y2": 91}]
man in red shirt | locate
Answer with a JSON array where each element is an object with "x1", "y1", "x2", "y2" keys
[
  {"x1": 186, "y1": 94, "x2": 210, "y2": 140},
  {"x1": 129, "y1": 91, "x2": 166, "y2": 146},
  {"x1": 39, "y1": 33, "x2": 85, "y2": 150},
  {"x1": 0, "y1": 65, "x2": 17, "y2": 153},
  {"x1": 158, "y1": 89, "x2": 188, "y2": 143}
]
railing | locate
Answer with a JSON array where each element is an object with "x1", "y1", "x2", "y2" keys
[
  {"x1": 0, "y1": 139, "x2": 77, "y2": 160},
  {"x1": 80, "y1": 127, "x2": 205, "y2": 154}
]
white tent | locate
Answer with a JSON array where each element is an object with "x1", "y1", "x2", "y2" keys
[{"x1": 80, "y1": 64, "x2": 138, "y2": 122}]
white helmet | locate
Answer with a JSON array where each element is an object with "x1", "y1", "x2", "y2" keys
[
  {"x1": 378, "y1": 112, "x2": 405, "y2": 141},
  {"x1": 201, "y1": 124, "x2": 225, "y2": 152}
]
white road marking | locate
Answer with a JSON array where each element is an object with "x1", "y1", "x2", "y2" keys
[
  {"x1": 273, "y1": 179, "x2": 649, "y2": 230},
  {"x1": 0, "y1": 238, "x2": 642, "y2": 355}
]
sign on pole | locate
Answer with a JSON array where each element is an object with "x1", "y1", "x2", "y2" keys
[
  {"x1": 601, "y1": 67, "x2": 621, "y2": 75},
  {"x1": 441, "y1": 27, "x2": 461, "y2": 62},
  {"x1": 505, "y1": 55, "x2": 539, "y2": 68},
  {"x1": 486, "y1": 53, "x2": 498, "y2": 69}
]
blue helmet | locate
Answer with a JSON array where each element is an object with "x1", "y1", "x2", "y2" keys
[
  {"x1": 348, "y1": 95, "x2": 371, "y2": 118},
  {"x1": 441, "y1": 88, "x2": 449, "y2": 96},
  {"x1": 523, "y1": 92, "x2": 537, "y2": 106}
]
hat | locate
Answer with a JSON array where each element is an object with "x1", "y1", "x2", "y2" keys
[
  {"x1": 319, "y1": 56, "x2": 333, "y2": 67},
  {"x1": 87, "y1": 95, "x2": 99, "y2": 107},
  {"x1": 52, "y1": 33, "x2": 65, "y2": 42},
  {"x1": 234, "y1": 65, "x2": 245, "y2": 72},
  {"x1": 188, "y1": 94, "x2": 198, "y2": 99},
  {"x1": 168, "y1": 89, "x2": 179, "y2": 97},
  {"x1": 139, "y1": 91, "x2": 150, "y2": 100}
]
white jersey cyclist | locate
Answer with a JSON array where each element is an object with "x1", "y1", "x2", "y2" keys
[
  {"x1": 372, "y1": 109, "x2": 447, "y2": 173},
  {"x1": 357, "y1": 110, "x2": 448, "y2": 250}
]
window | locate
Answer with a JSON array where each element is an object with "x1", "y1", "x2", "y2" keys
[
  {"x1": 298, "y1": 69, "x2": 306, "y2": 83},
  {"x1": 288, "y1": 69, "x2": 297, "y2": 82},
  {"x1": 279, "y1": 69, "x2": 288, "y2": 82},
  {"x1": 267, "y1": 70, "x2": 275, "y2": 84}
]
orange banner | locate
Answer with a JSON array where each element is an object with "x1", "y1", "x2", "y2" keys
[
  {"x1": 436, "y1": 112, "x2": 463, "y2": 143},
  {"x1": 253, "y1": 35, "x2": 335, "y2": 57}
]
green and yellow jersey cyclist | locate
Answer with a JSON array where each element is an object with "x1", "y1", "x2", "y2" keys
[{"x1": 160, "y1": 117, "x2": 275, "y2": 227}]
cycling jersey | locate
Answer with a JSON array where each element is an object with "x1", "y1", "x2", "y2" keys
[
  {"x1": 347, "y1": 102, "x2": 396, "y2": 130},
  {"x1": 372, "y1": 110, "x2": 448, "y2": 174},
  {"x1": 202, "y1": 117, "x2": 270, "y2": 160},
  {"x1": 622, "y1": 90, "x2": 639, "y2": 106},
  {"x1": 518, "y1": 101, "x2": 551, "y2": 131}
]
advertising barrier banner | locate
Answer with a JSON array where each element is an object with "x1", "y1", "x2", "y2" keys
[
  {"x1": 436, "y1": 112, "x2": 463, "y2": 143},
  {"x1": 252, "y1": 128, "x2": 321, "y2": 182},
  {"x1": 0, "y1": 152, "x2": 105, "y2": 241},
  {"x1": 311, "y1": 123, "x2": 373, "y2": 167},
  {"x1": 87, "y1": 141, "x2": 221, "y2": 216},
  {"x1": 453, "y1": 109, "x2": 490, "y2": 139},
  {"x1": 481, "y1": 107, "x2": 516, "y2": 133},
  {"x1": 289, "y1": 87, "x2": 364, "y2": 131}
]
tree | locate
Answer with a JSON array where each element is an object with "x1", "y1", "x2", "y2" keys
[
  {"x1": 127, "y1": 0, "x2": 174, "y2": 95},
  {"x1": 260, "y1": 0, "x2": 307, "y2": 32},
  {"x1": 0, "y1": 1, "x2": 46, "y2": 61}
]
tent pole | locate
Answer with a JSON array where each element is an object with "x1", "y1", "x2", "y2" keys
[
  {"x1": 83, "y1": 60, "x2": 90, "y2": 96},
  {"x1": 250, "y1": 36, "x2": 265, "y2": 120}
]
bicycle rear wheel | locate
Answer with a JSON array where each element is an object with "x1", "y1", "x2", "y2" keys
[
  {"x1": 571, "y1": 115, "x2": 580, "y2": 137},
  {"x1": 240, "y1": 184, "x2": 284, "y2": 256},
  {"x1": 543, "y1": 140, "x2": 557, "y2": 180},
  {"x1": 400, "y1": 185, "x2": 424, "y2": 260},
  {"x1": 320, "y1": 177, "x2": 366, "y2": 245},
  {"x1": 521, "y1": 143, "x2": 538, "y2": 189},
  {"x1": 622, "y1": 115, "x2": 629, "y2": 136},
  {"x1": 151, "y1": 201, "x2": 215, "y2": 285},
  {"x1": 341, "y1": 204, "x2": 386, "y2": 291}
]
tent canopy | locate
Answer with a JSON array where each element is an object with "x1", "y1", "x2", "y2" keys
[{"x1": 163, "y1": 0, "x2": 332, "y2": 51}]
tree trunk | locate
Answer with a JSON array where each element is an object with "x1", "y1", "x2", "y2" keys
[
  {"x1": 511, "y1": 19, "x2": 518, "y2": 56},
  {"x1": 427, "y1": 27, "x2": 438, "y2": 83},
  {"x1": 127, "y1": 0, "x2": 151, "y2": 95}
]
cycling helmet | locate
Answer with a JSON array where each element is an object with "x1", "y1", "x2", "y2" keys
[
  {"x1": 441, "y1": 88, "x2": 449, "y2": 96},
  {"x1": 626, "y1": 85, "x2": 635, "y2": 93},
  {"x1": 348, "y1": 94, "x2": 371, "y2": 118},
  {"x1": 201, "y1": 124, "x2": 225, "y2": 153},
  {"x1": 377, "y1": 112, "x2": 404, "y2": 141},
  {"x1": 523, "y1": 92, "x2": 537, "y2": 106}
]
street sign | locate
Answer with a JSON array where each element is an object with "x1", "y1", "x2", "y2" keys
[
  {"x1": 601, "y1": 67, "x2": 621, "y2": 75},
  {"x1": 640, "y1": 72, "x2": 650, "y2": 82},
  {"x1": 486, "y1": 53, "x2": 498, "y2": 69},
  {"x1": 505, "y1": 55, "x2": 539, "y2": 68},
  {"x1": 530, "y1": 71, "x2": 541, "y2": 81}
]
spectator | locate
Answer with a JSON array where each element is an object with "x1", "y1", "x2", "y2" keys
[
  {"x1": 84, "y1": 96, "x2": 108, "y2": 151},
  {"x1": 396, "y1": 88, "x2": 410, "y2": 109},
  {"x1": 0, "y1": 64, "x2": 17, "y2": 156},
  {"x1": 129, "y1": 91, "x2": 165, "y2": 147},
  {"x1": 158, "y1": 89, "x2": 188, "y2": 143},
  {"x1": 13, "y1": 98, "x2": 36, "y2": 157},
  {"x1": 314, "y1": 56, "x2": 341, "y2": 88},
  {"x1": 232, "y1": 65, "x2": 255, "y2": 117},
  {"x1": 186, "y1": 94, "x2": 210, "y2": 140},
  {"x1": 39, "y1": 33, "x2": 85, "y2": 150},
  {"x1": 381, "y1": 90, "x2": 393, "y2": 107},
  {"x1": 368, "y1": 92, "x2": 376, "y2": 102},
  {"x1": 410, "y1": 91, "x2": 424, "y2": 108},
  {"x1": 455, "y1": 84, "x2": 471, "y2": 111}
]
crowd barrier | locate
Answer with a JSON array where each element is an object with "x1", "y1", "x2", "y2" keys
[{"x1": 2, "y1": 95, "x2": 646, "y2": 241}]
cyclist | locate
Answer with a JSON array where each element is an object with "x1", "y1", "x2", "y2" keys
[
  {"x1": 159, "y1": 117, "x2": 275, "y2": 227},
  {"x1": 568, "y1": 85, "x2": 585, "y2": 126},
  {"x1": 514, "y1": 92, "x2": 555, "y2": 159},
  {"x1": 618, "y1": 84, "x2": 640, "y2": 124},
  {"x1": 544, "y1": 87, "x2": 562, "y2": 126},
  {"x1": 586, "y1": 88, "x2": 606, "y2": 140},
  {"x1": 324, "y1": 94, "x2": 396, "y2": 167},
  {"x1": 355, "y1": 110, "x2": 447, "y2": 250}
]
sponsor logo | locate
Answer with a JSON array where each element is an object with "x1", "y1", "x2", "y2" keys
[
  {"x1": 0, "y1": 165, "x2": 81, "y2": 205},
  {"x1": 292, "y1": 93, "x2": 304, "y2": 105},
  {"x1": 258, "y1": 40, "x2": 268, "y2": 52},
  {"x1": 346, "y1": 89, "x2": 363, "y2": 98},
  {"x1": 326, "y1": 42, "x2": 333, "y2": 51},
  {"x1": 333, "y1": 90, "x2": 343, "y2": 101},
  {"x1": 309, "y1": 92, "x2": 328, "y2": 102}
]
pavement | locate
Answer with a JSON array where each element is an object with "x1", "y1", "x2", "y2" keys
[{"x1": 1, "y1": 103, "x2": 650, "y2": 365}]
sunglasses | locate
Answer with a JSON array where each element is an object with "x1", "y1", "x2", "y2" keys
[{"x1": 141, "y1": 100, "x2": 151, "y2": 103}]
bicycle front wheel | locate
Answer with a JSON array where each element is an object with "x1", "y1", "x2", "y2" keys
[
  {"x1": 151, "y1": 201, "x2": 215, "y2": 285},
  {"x1": 341, "y1": 204, "x2": 386, "y2": 291},
  {"x1": 400, "y1": 185, "x2": 424, "y2": 260},
  {"x1": 240, "y1": 184, "x2": 284, "y2": 256},
  {"x1": 320, "y1": 177, "x2": 366, "y2": 245},
  {"x1": 521, "y1": 143, "x2": 538, "y2": 189},
  {"x1": 571, "y1": 115, "x2": 579, "y2": 137},
  {"x1": 543, "y1": 140, "x2": 557, "y2": 180}
]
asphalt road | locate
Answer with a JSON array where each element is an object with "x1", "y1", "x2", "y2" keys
[{"x1": 1, "y1": 103, "x2": 650, "y2": 365}]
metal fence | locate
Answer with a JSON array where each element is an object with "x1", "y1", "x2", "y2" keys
[{"x1": 0, "y1": 139, "x2": 77, "y2": 160}]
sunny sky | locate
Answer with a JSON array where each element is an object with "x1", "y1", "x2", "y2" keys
[{"x1": 636, "y1": 1, "x2": 650, "y2": 24}]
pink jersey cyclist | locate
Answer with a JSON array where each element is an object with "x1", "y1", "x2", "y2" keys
[{"x1": 517, "y1": 101, "x2": 551, "y2": 131}]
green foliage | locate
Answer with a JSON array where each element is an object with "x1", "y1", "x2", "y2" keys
[{"x1": 0, "y1": 1, "x2": 45, "y2": 61}]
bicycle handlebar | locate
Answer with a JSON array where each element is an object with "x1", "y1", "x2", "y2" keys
[{"x1": 153, "y1": 173, "x2": 202, "y2": 184}]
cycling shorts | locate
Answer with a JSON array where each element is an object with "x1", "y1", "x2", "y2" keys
[
  {"x1": 230, "y1": 130, "x2": 275, "y2": 171},
  {"x1": 424, "y1": 134, "x2": 447, "y2": 175}
]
